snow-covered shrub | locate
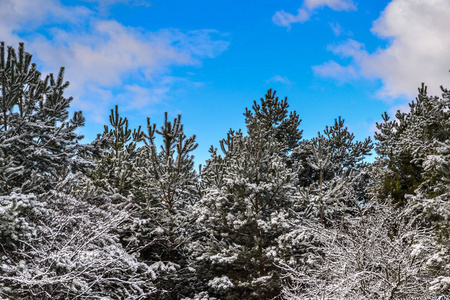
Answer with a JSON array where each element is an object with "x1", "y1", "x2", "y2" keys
[
  {"x1": 281, "y1": 202, "x2": 440, "y2": 299},
  {"x1": 0, "y1": 188, "x2": 156, "y2": 299}
]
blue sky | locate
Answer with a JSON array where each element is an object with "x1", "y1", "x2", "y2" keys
[{"x1": 2, "y1": 0, "x2": 450, "y2": 164}]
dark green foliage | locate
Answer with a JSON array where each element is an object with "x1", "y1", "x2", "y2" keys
[
  {"x1": 372, "y1": 83, "x2": 449, "y2": 270},
  {"x1": 382, "y1": 151, "x2": 422, "y2": 205},
  {"x1": 293, "y1": 117, "x2": 373, "y2": 228},
  {"x1": 374, "y1": 83, "x2": 450, "y2": 205}
]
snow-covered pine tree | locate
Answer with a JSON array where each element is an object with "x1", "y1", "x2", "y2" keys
[
  {"x1": 130, "y1": 112, "x2": 199, "y2": 299},
  {"x1": 273, "y1": 116, "x2": 374, "y2": 298},
  {"x1": 0, "y1": 43, "x2": 156, "y2": 299},
  {"x1": 368, "y1": 82, "x2": 450, "y2": 294},
  {"x1": 243, "y1": 89, "x2": 302, "y2": 157},
  {"x1": 298, "y1": 117, "x2": 372, "y2": 191},
  {"x1": 195, "y1": 89, "x2": 302, "y2": 299},
  {"x1": 88, "y1": 105, "x2": 143, "y2": 198},
  {"x1": 296, "y1": 117, "x2": 372, "y2": 226},
  {"x1": 0, "y1": 42, "x2": 87, "y2": 194},
  {"x1": 372, "y1": 83, "x2": 449, "y2": 205},
  {"x1": 372, "y1": 83, "x2": 449, "y2": 229}
]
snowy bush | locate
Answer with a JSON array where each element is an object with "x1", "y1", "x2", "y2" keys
[
  {"x1": 280, "y1": 202, "x2": 441, "y2": 299},
  {"x1": 0, "y1": 188, "x2": 156, "y2": 299}
]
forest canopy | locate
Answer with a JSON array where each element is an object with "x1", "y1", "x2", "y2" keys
[{"x1": 0, "y1": 43, "x2": 449, "y2": 300}]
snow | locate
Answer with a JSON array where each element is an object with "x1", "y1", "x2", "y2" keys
[{"x1": 208, "y1": 276, "x2": 234, "y2": 290}]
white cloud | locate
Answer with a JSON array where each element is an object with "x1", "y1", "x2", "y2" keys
[
  {"x1": 312, "y1": 60, "x2": 357, "y2": 83},
  {"x1": 272, "y1": 9, "x2": 311, "y2": 28},
  {"x1": 266, "y1": 75, "x2": 292, "y2": 85},
  {"x1": 314, "y1": 0, "x2": 450, "y2": 99},
  {"x1": 30, "y1": 21, "x2": 228, "y2": 88},
  {"x1": 81, "y1": 0, "x2": 151, "y2": 7},
  {"x1": 304, "y1": 0, "x2": 356, "y2": 11},
  {"x1": 329, "y1": 22, "x2": 343, "y2": 36},
  {"x1": 118, "y1": 84, "x2": 168, "y2": 110},
  {"x1": 327, "y1": 39, "x2": 365, "y2": 58},
  {"x1": 0, "y1": 0, "x2": 229, "y2": 123},
  {"x1": 273, "y1": 0, "x2": 356, "y2": 29},
  {"x1": 80, "y1": 0, "x2": 151, "y2": 14},
  {"x1": 0, "y1": 0, "x2": 90, "y2": 31},
  {"x1": 329, "y1": 22, "x2": 352, "y2": 37}
]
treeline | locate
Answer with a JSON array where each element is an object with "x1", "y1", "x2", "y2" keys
[{"x1": 0, "y1": 43, "x2": 448, "y2": 299}]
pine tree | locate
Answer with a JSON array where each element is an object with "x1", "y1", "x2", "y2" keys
[
  {"x1": 131, "y1": 112, "x2": 199, "y2": 299},
  {"x1": 298, "y1": 117, "x2": 372, "y2": 188},
  {"x1": 244, "y1": 89, "x2": 302, "y2": 157},
  {"x1": 89, "y1": 105, "x2": 143, "y2": 198},
  {"x1": 195, "y1": 89, "x2": 302, "y2": 299},
  {"x1": 373, "y1": 83, "x2": 449, "y2": 205},
  {"x1": 0, "y1": 43, "x2": 156, "y2": 299},
  {"x1": 296, "y1": 118, "x2": 372, "y2": 226},
  {"x1": 0, "y1": 42, "x2": 87, "y2": 194},
  {"x1": 370, "y1": 82, "x2": 450, "y2": 293}
]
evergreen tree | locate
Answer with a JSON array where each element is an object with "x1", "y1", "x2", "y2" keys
[
  {"x1": 195, "y1": 89, "x2": 301, "y2": 299},
  {"x1": 370, "y1": 82, "x2": 450, "y2": 293},
  {"x1": 0, "y1": 43, "x2": 155, "y2": 299},
  {"x1": 0, "y1": 42, "x2": 87, "y2": 194},
  {"x1": 296, "y1": 118, "x2": 372, "y2": 226},
  {"x1": 298, "y1": 117, "x2": 372, "y2": 189},
  {"x1": 373, "y1": 83, "x2": 450, "y2": 205},
  {"x1": 244, "y1": 89, "x2": 302, "y2": 157},
  {"x1": 89, "y1": 105, "x2": 143, "y2": 198},
  {"x1": 131, "y1": 112, "x2": 199, "y2": 299}
]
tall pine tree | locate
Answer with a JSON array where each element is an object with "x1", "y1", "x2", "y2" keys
[
  {"x1": 0, "y1": 42, "x2": 87, "y2": 194},
  {"x1": 195, "y1": 90, "x2": 302, "y2": 299},
  {"x1": 131, "y1": 112, "x2": 199, "y2": 299}
]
